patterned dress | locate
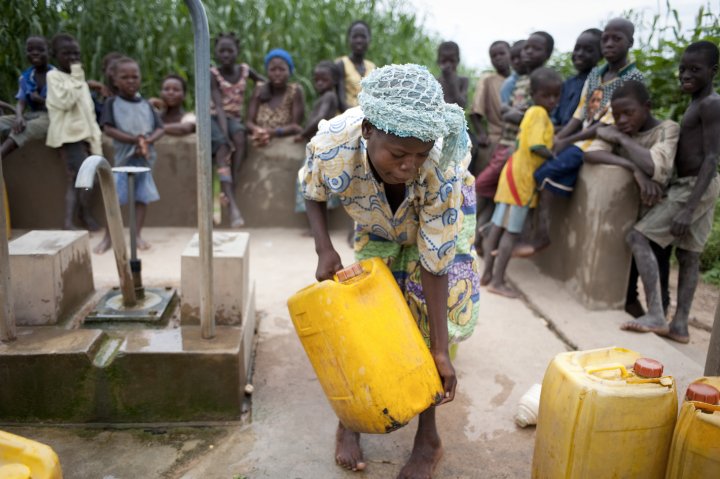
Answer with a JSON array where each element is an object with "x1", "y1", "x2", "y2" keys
[
  {"x1": 300, "y1": 107, "x2": 480, "y2": 346},
  {"x1": 255, "y1": 83, "x2": 300, "y2": 129}
]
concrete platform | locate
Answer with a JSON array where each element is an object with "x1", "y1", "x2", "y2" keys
[{"x1": 2, "y1": 228, "x2": 714, "y2": 478}]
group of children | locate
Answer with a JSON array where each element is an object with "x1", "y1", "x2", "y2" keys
[
  {"x1": 462, "y1": 19, "x2": 719, "y2": 349},
  {"x1": 0, "y1": 20, "x2": 376, "y2": 250}
]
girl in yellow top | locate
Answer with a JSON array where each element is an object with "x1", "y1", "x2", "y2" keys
[
  {"x1": 481, "y1": 67, "x2": 562, "y2": 298},
  {"x1": 336, "y1": 20, "x2": 376, "y2": 112}
]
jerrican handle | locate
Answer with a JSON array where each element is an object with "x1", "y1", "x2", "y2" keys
[{"x1": 585, "y1": 363, "x2": 629, "y2": 378}]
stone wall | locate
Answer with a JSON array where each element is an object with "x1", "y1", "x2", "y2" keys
[
  {"x1": 3, "y1": 135, "x2": 351, "y2": 230},
  {"x1": 532, "y1": 163, "x2": 640, "y2": 310}
]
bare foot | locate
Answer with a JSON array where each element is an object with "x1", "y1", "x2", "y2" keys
[
  {"x1": 487, "y1": 282, "x2": 520, "y2": 299},
  {"x1": 397, "y1": 434, "x2": 443, "y2": 479},
  {"x1": 656, "y1": 319, "x2": 690, "y2": 344},
  {"x1": 480, "y1": 271, "x2": 492, "y2": 286},
  {"x1": 93, "y1": 235, "x2": 112, "y2": 254},
  {"x1": 136, "y1": 236, "x2": 151, "y2": 250},
  {"x1": 335, "y1": 422, "x2": 366, "y2": 472},
  {"x1": 620, "y1": 315, "x2": 668, "y2": 334},
  {"x1": 511, "y1": 240, "x2": 549, "y2": 258}
]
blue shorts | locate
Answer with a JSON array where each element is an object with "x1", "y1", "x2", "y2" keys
[
  {"x1": 533, "y1": 145, "x2": 584, "y2": 197},
  {"x1": 491, "y1": 202, "x2": 529, "y2": 234},
  {"x1": 210, "y1": 115, "x2": 245, "y2": 155},
  {"x1": 114, "y1": 156, "x2": 160, "y2": 206}
]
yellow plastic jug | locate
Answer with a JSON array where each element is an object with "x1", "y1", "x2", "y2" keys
[
  {"x1": 0, "y1": 430, "x2": 62, "y2": 479},
  {"x1": 287, "y1": 257, "x2": 444, "y2": 434},
  {"x1": 665, "y1": 377, "x2": 720, "y2": 478},
  {"x1": 532, "y1": 347, "x2": 677, "y2": 479}
]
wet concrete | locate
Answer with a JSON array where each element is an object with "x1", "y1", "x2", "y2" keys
[{"x1": 2, "y1": 227, "x2": 713, "y2": 478}]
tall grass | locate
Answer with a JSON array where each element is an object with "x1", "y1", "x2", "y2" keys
[{"x1": 1, "y1": 0, "x2": 438, "y2": 107}]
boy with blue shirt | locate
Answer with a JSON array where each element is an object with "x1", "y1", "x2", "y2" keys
[{"x1": 0, "y1": 36, "x2": 54, "y2": 159}]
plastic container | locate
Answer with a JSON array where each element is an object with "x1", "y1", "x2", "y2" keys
[
  {"x1": 515, "y1": 383, "x2": 542, "y2": 428},
  {"x1": 0, "y1": 430, "x2": 62, "y2": 479},
  {"x1": 287, "y1": 257, "x2": 443, "y2": 434},
  {"x1": 665, "y1": 377, "x2": 720, "y2": 478},
  {"x1": 532, "y1": 347, "x2": 677, "y2": 479}
]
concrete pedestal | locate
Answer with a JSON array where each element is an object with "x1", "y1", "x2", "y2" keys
[
  {"x1": 533, "y1": 164, "x2": 640, "y2": 309},
  {"x1": 9, "y1": 230, "x2": 94, "y2": 325},
  {"x1": 180, "y1": 232, "x2": 251, "y2": 325}
]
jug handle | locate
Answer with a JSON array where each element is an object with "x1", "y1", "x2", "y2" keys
[
  {"x1": 585, "y1": 363, "x2": 628, "y2": 378},
  {"x1": 687, "y1": 401, "x2": 720, "y2": 413}
]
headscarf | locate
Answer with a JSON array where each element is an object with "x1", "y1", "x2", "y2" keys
[
  {"x1": 358, "y1": 63, "x2": 469, "y2": 170},
  {"x1": 264, "y1": 48, "x2": 295, "y2": 74}
]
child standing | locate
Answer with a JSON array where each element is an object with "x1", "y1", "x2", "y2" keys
[
  {"x1": 95, "y1": 57, "x2": 163, "y2": 254},
  {"x1": 620, "y1": 41, "x2": 720, "y2": 343},
  {"x1": 436, "y1": 41, "x2": 468, "y2": 108},
  {"x1": 551, "y1": 29, "x2": 602, "y2": 127},
  {"x1": 210, "y1": 33, "x2": 264, "y2": 228},
  {"x1": 470, "y1": 40, "x2": 511, "y2": 175},
  {"x1": 300, "y1": 64, "x2": 479, "y2": 477},
  {"x1": 475, "y1": 32, "x2": 554, "y2": 237},
  {"x1": 336, "y1": 20, "x2": 376, "y2": 112},
  {"x1": 481, "y1": 68, "x2": 562, "y2": 298},
  {"x1": 499, "y1": 40, "x2": 528, "y2": 105},
  {"x1": 0, "y1": 36, "x2": 54, "y2": 160},
  {"x1": 45, "y1": 33, "x2": 102, "y2": 231}
]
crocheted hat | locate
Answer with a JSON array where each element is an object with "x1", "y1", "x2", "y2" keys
[
  {"x1": 264, "y1": 48, "x2": 295, "y2": 74},
  {"x1": 358, "y1": 63, "x2": 468, "y2": 169}
]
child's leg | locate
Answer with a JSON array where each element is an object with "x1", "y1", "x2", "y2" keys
[
  {"x1": 621, "y1": 230, "x2": 668, "y2": 333},
  {"x1": 335, "y1": 421, "x2": 366, "y2": 471},
  {"x1": 135, "y1": 201, "x2": 150, "y2": 250},
  {"x1": 0, "y1": 138, "x2": 18, "y2": 159},
  {"x1": 397, "y1": 407, "x2": 443, "y2": 479},
  {"x1": 488, "y1": 230, "x2": 520, "y2": 298},
  {"x1": 215, "y1": 144, "x2": 244, "y2": 228},
  {"x1": 481, "y1": 224, "x2": 503, "y2": 285},
  {"x1": 662, "y1": 248, "x2": 700, "y2": 343},
  {"x1": 514, "y1": 189, "x2": 552, "y2": 257},
  {"x1": 230, "y1": 128, "x2": 246, "y2": 188},
  {"x1": 58, "y1": 145, "x2": 78, "y2": 230}
]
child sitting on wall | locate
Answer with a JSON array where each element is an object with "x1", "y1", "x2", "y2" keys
[
  {"x1": 0, "y1": 36, "x2": 54, "y2": 160},
  {"x1": 95, "y1": 57, "x2": 164, "y2": 254},
  {"x1": 45, "y1": 33, "x2": 102, "y2": 231}
]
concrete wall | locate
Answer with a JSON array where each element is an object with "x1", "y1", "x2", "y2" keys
[
  {"x1": 3, "y1": 136, "x2": 351, "y2": 230},
  {"x1": 532, "y1": 163, "x2": 640, "y2": 310}
]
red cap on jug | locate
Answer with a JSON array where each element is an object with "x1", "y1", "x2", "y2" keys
[
  {"x1": 686, "y1": 383, "x2": 720, "y2": 404},
  {"x1": 633, "y1": 358, "x2": 664, "y2": 378}
]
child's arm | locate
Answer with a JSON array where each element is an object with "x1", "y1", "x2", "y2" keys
[
  {"x1": 595, "y1": 125, "x2": 655, "y2": 178},
  {"x1": 245, "y1": 87, "x2": 262, "y2": 134},
  {"x1": 335, "y1": 60, "x2": 348, "y2": 113},
  {"x1": 45, "y1": 64, "x2": 87, "y2": 112},
  {"x1": 671, "y1": 99, "x2": 720, "y2": 237},
  {"x1": 553, "y1": 121, "x2": 601, "y2": 154},
  {"x1": 421, "y1": 268, "x2": 456, "y2": 404},
  {"x1": 12, "y1": 99, "x2": 27, "y2": 133},
  {"x1": 585, "y1": 149, "x2": 663, "y2": 205},
  {"x1": 102, "y1": 125, "x2": 140, "y2": 144},
  {"x1": 298, "y1": 92, "x2": 335, "y2": 140},
  {"x1": 163, "y1": 121, "x2": 195, "y2": 136},
  {"x1": 145, "y1": 127, "x2": 164, "y2": 144},
  {"x1": 247, "y1": 67, "x2": 267, "y2": 84},
  {"x1": 530, "y1": 145, "x2": 554, "y2": 160},
  {"x1": 305, "y1": 199, "x2": 344, "y2": 281}
]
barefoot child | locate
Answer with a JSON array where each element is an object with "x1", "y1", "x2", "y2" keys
[
  {"x1": 583, "y1": 81, "x2": 680, "y2": 317},
  {"x1": 475, "y1": 33, "x2": 553, "y2": 237},
  {"x1": 436, "y1": 41, "x2": 468, "y2": 108},
  {"x1": 619, "y1": 41, "x2": 720, "y2": 343},
  {"x1": 45, "y1": 33, "x2": 102, "y2": 231},
  {"x1": 210, "y1": 32, "x2": 264, "y2": 228},
  {"x1": 481, "y1": 68, "x2": 562, "y2": 298},
  {"x1": 95, "y1": 57, "x2": 163, "y2": 254},
  {"x1": 336, "y1": 20, "x2": 376, "y2": 112},
  {"x1": 0, "y1": 36, "x2": 54, "y2": 160},
  {"x1": 300, "y1": 64, "x2": 479, "y2": 477}
]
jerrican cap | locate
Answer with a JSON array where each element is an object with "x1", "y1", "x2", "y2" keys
[
  {"x1": 686, "y1": 382, "x2": 720, "y2": 404},
  {"x1": 633, "y1": 358, "x2": 664, "y2": 378}
]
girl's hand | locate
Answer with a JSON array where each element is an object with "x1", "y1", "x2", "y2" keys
[
  {"x1": 432, "y1": 351, "x2": 457, "y2": 405},
  {"x1": 316, "y1": 248, "x2": 343, "y2": 282},
  {"x1": 12, "y1": 116, "x2": 26, "y2": 134},
  {"x1": 136, "y1": 135, "x2": 149, "y2": 158}
]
